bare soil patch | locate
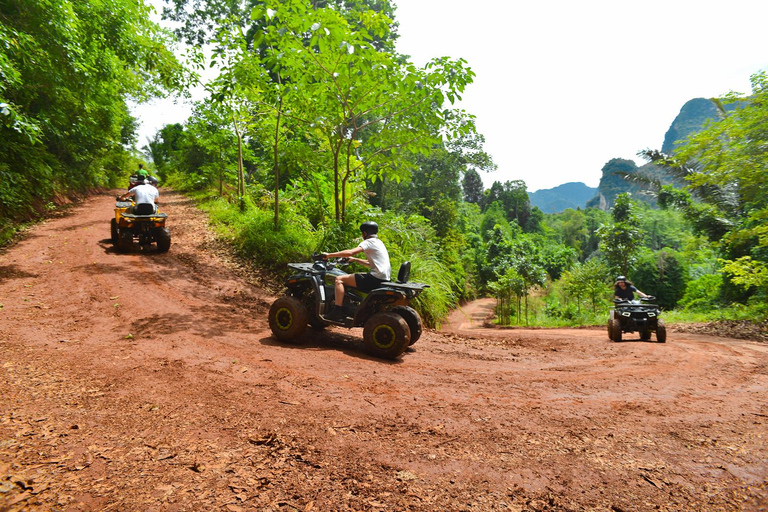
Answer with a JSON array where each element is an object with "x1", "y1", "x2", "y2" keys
[{"x1": 1, "y1": 190, "x2": 767, "y2": 511}]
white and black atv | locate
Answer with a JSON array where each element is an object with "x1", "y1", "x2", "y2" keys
[
  {"x1": 268, "y1": 254, "x2": 428, "y2": 359},
  {"x1": 608, "y1": 296, "x2": 666, "y2": 343}
]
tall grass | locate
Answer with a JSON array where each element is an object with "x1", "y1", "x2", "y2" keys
[{"x1": 200, "y1": 197, "x2": 320, "y2": 270}]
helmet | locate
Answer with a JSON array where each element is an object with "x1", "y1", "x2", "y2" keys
[
  {"x1": 360, "y1": 221, "x2": 379, "y2": 237},
  {"x1": 615, "y1": 275, "x2": 627, "y2": 283}
]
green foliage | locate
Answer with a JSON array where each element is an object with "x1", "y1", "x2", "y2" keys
[
  {"x1": 0, "y1": 0, "x2": 186, "y2": 236},
  {"x1": 203, "y1": 197, "x2": 319, "y2": 269},
  {"x1": 482, "y1": 180, "x2": 540, "y2": 232},
  {"x1": 560, "y1": 258, "x2": 611, "y2": 314},
  {"x1": 678, "y1": 274, "x2": 724, "y2": 311},
  {"x1": 598, "y1": 193, "x2": 644, "y2": 275},
  {"x1": 374, "y1": 212, "x2": 457, "y2": 327},
  {"x1": 633, "y1": 249, "x2": 688, "y2": 310}
]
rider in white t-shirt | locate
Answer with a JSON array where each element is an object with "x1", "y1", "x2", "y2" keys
[
  {"x1": 322, "y1": 221, "x2": 391, "y2": 320},
  {"x1": 120, "y1": 180, "x2": 160, "y2": 213}
]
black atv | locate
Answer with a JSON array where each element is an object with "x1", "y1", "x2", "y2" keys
[
  {"x1": 111, "y1": 199, "x2": 171, "y2": 253},
  {"x1": 268, "y1": 254, "x2": 428, "y2": 359},
  {"x1": 608, "y1": 296, "x2": 666, "y2": 343}
]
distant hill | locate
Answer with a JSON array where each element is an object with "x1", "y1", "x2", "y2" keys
[
  {"x1": 585, "y1": 97, "x2": 736, "y2": 210},
  {"x1": 530, "y1": 97, "x2": 738, "y2": 213},
  {"x1": 662, "y1": 97, "x2": 741, "y2": 154},
  {"x1": 528, "y1": 182, "x2": 597, "y2": 213},
  {"x1": 662, "y1": 98, "x2": 719, "y2": 154}
]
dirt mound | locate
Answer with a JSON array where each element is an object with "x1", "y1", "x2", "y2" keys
[
  {"x1": 1, "y1": 190, "x2": 766, "y2": 511},
  {"x1": 673, "y1": 320, "x2": 768, "y2": 343}
]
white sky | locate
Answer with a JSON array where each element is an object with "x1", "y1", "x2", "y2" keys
[{"x1": 134, "y1": 0, "x2": 768, "y2": 192}]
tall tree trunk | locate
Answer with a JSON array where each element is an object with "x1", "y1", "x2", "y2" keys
[
  {"x1": 232, "y1": 115, "x2": 245, "y2": 212},
  {"x1": 273, "y1": 97, "x2": 283, "y2": 229}
]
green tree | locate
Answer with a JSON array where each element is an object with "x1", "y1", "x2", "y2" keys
[
  {"x1": 561, "y1": 258, "x2": 610, "y2": 314},
  {"x1": 633, "y1": 249, "x2": 688, "y2": 310},
  {"x1": 462, "y1": 168, "x2": 484, "y2": 205},
  {"x1": 598, "y1": 193, "x2": 644, "y2": 276},
  {"x1": 0, "y1": 0, "x2": 185, "y2": 237}
]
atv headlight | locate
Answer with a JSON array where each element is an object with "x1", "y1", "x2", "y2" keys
[
  {"x1": 648, "y1": 312, "x2": 656, "y2": 317},
  {"x1": 621, "y1": 311, "x2": 631, "y2": 317}
]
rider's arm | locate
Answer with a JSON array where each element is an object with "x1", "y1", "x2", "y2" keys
[
  {"x1": 348, "y1": 256, "x2": 371, "y2": 268},
  {"x1": 324, "y1": 246, "x2": 364, "y2": 259}
]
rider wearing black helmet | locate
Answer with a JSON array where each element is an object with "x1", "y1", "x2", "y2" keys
[{"x1": 322, "y1": 221, "x2": 392, "y2": 320}]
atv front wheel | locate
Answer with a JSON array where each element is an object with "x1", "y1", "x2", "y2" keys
[
  {"x1": 111, "y1": 219, "x2": 118, "y2": 245},
  {"x1": 269, "y1": 297, "x2": 308, "y2": 343},
  {"x1": 363, "y1": 312, "x2": 410, "y2": 360},
  {"x1": 392, "y1": 306, "x2": 422, "y2": 345},
  {"x1": 610, "y1": 318, "x2": 622, "y2": 342},
  {"x1": 656, "y1": 319, "x2": 667, "y2": 343}
]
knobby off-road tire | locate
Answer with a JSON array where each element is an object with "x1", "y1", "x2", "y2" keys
[
  {"x1": 656, "y1": 319, "x2": 667, "y2": 343},
  {"x1": 392, "y1": 306, "x2": 422, "y2": 345},
  {"x1": 640, "y1": 329, "x2": 651, "y2": 341},
  {"x1": 363, "y1": 312, "x2": 410, "y2": 360},
  {"x1": 607, "y1": 320, "x2": 614, "y2": 340},
  {"x1": 155, "y1": 228, "x2": 171, "y2": 253},
  {"x1": 118, "y1": 230, "x2": 133, "y2": 253},
  {"x1": 269, "y1": 297, "x2": 308, "y2": 344},
  {"x1": 111, "y1": 219, "x2": 119, "y2": 245},
  {"x1": 610, "y1": 318, "x2": 622, "y2": 342}
]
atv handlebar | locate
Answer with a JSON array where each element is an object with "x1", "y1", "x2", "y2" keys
[
  {"x1": 614, "y1": 296, "x2": 656, "y2": 304},
  {"x1": 312, "y1": 252, "x2": 349, "y2": 265}
]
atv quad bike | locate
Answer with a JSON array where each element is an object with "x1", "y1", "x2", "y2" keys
[
  {"x1": 608, "y1": 296, "x2": 666, "y2": 343},
  {"x1": 268, "y1": 254, "x2": 428, "y2": 360},
  {"x1": 111, "y1": 199, "x2": 171, "y2": 253}
]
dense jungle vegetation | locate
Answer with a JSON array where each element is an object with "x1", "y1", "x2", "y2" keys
[{"x1": 2, "y1": 0, "x2": 767, "y2": 327}]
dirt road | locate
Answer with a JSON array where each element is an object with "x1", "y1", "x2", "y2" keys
[{"x1": 1, "y1": 190, "x2": 767, "y2": 511}]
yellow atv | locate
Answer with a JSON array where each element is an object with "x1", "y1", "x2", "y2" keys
[{"x1": 111, "y1": 199, "x2": 170, "y2": 253}]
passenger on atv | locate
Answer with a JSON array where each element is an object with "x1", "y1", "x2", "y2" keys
[
  {"x1": 128, "y1": 165, "x2": 159, "y2": 190},
  {"x1": 321, "y1": 221, "x2": 391, "y2": 321}
]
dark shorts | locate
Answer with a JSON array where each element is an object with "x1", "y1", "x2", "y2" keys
[{"x1": 354, "y1": 273, "x2": 387, "y2": 293}]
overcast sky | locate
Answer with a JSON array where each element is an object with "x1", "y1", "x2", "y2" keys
[{"x1": 134, "y1": 0, "x2": 768, "y2": 192}]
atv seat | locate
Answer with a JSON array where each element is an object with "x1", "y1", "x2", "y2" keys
[
  {"x1": 133, "y1": 203, "x2": 156, "y2": 215},
  {"x1": 396, "y1": 262, "x2": 411, "y2": 284}
]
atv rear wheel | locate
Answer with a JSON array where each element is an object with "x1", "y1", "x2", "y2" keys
[
  {"x1": 392, "y1": 306, "x2": 422, "y2": 345},
  {"x1": 118, "y1": 229, "x2": 133, "y2": 252},
  {"x1": 363, "y1": 312, "x2": 410, "y2": 360},
  {"x1": 610, "y1": 318, "x2": 622, "y2": 342},
  {"x1": 656, "y1": 319, "x2": 667, "y2": 343},
  {"x1": 111, "y1": 219, "x2": 118, "y2": 245},
  {"x1": 269, "y1": 297, "x2": 308, "y2": 343},
  {"x1": 155, "y1": 227, "x2": 171, "y2": 253}
]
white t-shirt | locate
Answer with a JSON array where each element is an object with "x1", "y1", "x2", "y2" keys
[
  {"x1": 358, "y1": 237, "x2": 391, "y2": 281},
  {"x1": 129, "y1": 183, "x2": 159, "y2": 204}
]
